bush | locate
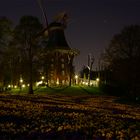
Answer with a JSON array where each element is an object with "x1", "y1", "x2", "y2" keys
[{"x1": 100, "y1": 83, "x2": 126, "y2": 97}]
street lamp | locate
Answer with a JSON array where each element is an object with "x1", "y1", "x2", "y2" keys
[
  {"x1": 75, "y1": 75, "x2": 78, "y2": 85},
  {"x1": 22, "y1": 84, "x2": 26, "y2": 88},
  {"x1": 41, "y1": 76, "x2": 45, "y2": 80},
  {"x1": 20, "y1": 79, "x2": 23, "y2": 83},
  {"x1": 96, "y1": 77, "x2": 100, "y2": 87},
  {"x1": 96, "y1": 78, "x2": 100, "y2": 82},
  {"x1": 88, "y1": 55, "x2": 95, "y2": 86},
  {"x1": 41, "y1": 76, "x2": 45, "y2": 86},
  {"x1": 20, "y1": 77, "x2": 23, "y2": 90}
]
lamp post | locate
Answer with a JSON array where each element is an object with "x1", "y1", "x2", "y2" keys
[
  {"x1": 88, "y1": 55, "x2": 94, "y2": 86},
  {"x1": 41, "y1": 76, "x2": 45, "y2": 86},
  {"x1": 41, "y1": 76, "x2": 45, "y2": 80},
  {"x1": 75, "y1": 75, "x2": 78, "y2": 85},
  {"x1": 96, "y1": 77, "x2": 100, "y2": 87},
  {"x1": 20, "y1": 77, "x2": 23, "y2": 90}
]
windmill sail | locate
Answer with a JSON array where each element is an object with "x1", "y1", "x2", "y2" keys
[{"x1": 37, "y1": 0, "x2": 49, "y2": 28}]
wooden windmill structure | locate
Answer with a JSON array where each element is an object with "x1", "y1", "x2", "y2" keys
[{"x1": 38, "y1": 0, "x2": 79, "y2": 86}]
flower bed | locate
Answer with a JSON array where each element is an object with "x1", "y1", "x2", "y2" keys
[{"x1": 0, "y1": 94, "x2": 139, "y2": 139}]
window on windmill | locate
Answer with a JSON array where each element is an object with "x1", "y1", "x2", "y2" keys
[
  {"x1": 62, "y1": 70, "x2": 65, "y2": 76},
  {"x1": 61, "y1": 64, "x2": 64, "y2": 68},
  {"x1": 51, "y1": 80, "x2": 54, "y2": 84}
]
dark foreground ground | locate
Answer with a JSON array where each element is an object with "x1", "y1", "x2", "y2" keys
[{"x1": 0, "y1": 90, "x2": 140, "y2": 140}]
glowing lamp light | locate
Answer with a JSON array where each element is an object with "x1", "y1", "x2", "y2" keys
[
  {"x1": 56, "y1": 81, "x2": 59, "y2": 85},
  {"x1": 14, "y1": 85, "x2": 17, "y2": 88},
  {"x1": 22, "y1": 84, "x2": 25, "y2": 88},
  {"x1": 75, "y1": 75, "x2": 78, "y2": 79},
  {"x1": 96, "y1": 78, "x2": 100, "y2": 82},
  {"x1": 36, "y1": 81, "x2": 43, "y2": 86},
  {"x1": 41, "y1": 76, "x2": 45, "y2": 80},
  {"x1": 56, "y1": 78, "x2": 59, "y2": 85},
  {"x1": 75, "y1": 75, "x2": 79, "y2": 85},
  {"x1": 8, "y1": 85, "x2": 11, "y2": 88},
  {"x1": 20, "y1": 79, "x2": 23, "y2": 83},
  {"x1": 90, "y1": 83, "x2": 93, "y2": 86}
]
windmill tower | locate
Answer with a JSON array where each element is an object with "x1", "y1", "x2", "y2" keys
[{"x1": 38, "y1": 0, "x2": 79, "y2": 86}]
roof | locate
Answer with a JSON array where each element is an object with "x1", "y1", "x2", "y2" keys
[{"x1": 46, "y1": 22, "x2": 70, "y2": 50}]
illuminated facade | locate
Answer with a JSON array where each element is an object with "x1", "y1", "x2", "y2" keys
[{"x1": 43, "y1": 22, "x2": 79, "y2": 86}]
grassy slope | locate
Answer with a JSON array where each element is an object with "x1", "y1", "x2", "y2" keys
[{"x1": 9, "y1": 86, "x2": 102, "y2": 96}]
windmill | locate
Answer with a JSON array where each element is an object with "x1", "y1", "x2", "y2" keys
[
  {"x1": 37, "y1": 0, "x2": 79, "y2": 86},
  {"x1": 37, "y1": 0, "x2": 69, "y2": 36}
]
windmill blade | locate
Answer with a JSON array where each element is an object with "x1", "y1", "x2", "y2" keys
[
  {"x1": 37, "y1": 0, "x2": 49, "y2": 28},
  {"x1": 34, "y1": 0, "x2": 50, "y2": 39}
]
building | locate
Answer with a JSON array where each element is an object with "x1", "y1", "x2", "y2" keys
[{"x1": 43, "y1": 21, "x2": 79, "y2": 86}]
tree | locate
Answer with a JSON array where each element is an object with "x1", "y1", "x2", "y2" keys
[
  {"x1": 0, "y1": 17, "x2": 13, "y2": 47},
  {"x1": 102, "y1": 25, "x2": 140, "y2": 98},
  {"x1": 14, "y1": 16, "x2": 43, "y2": 94},
  {"x1": 0, "y1": 17, "x2": 13, "y2": 88}
]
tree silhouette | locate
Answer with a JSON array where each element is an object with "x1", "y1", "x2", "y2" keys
[
  {"x1": 14, "y1": 16, "x2": 43, "y2": 94},
  {"x1": 103, "y1": 25, "x2": 140, "y2": 98},
  {"x1": 0, "y1": 17, "x2": 13, "y2": 88}
]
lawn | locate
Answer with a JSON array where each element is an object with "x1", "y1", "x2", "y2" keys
[
  {"x1": 0, "y1": 86, "x2": 140, "y2": 139},
  {"x1": 9, "y1": 86, "x2": 101, "y2": 95}
]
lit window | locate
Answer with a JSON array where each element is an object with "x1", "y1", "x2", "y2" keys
[
  {"x1": 61, "y1": 64, "x2": 64, "y2": 68},
  {"x1": 51, "y1": 80, "x2": 54, "y2": 84},
  {"x1": 62, "y1": 70, "x2": 65, "y2": 76},
  {"x1": 62, "y1": 80, "x2": 65, "y2": 85}
]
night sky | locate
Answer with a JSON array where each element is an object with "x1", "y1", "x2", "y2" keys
[{"x1": 0, "y1": 0, "x2": 140, "y2": 72}]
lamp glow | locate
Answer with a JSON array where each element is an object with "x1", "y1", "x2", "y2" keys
[
  {"x1": 96, "y1": 78, "x2": 100, "y2": 82},
  {"x1": 20, "y1": 79, "x2": 23, "y2": 83},
  {"x1": 22, "y1": 84, "x2": 25, "y2": 88},
  {"x1": 75, "y1": 75, "x2": 78, "y2": 79},
  {"x1": 41, "y1": 76, "x2": 45, "y2": 80}
]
